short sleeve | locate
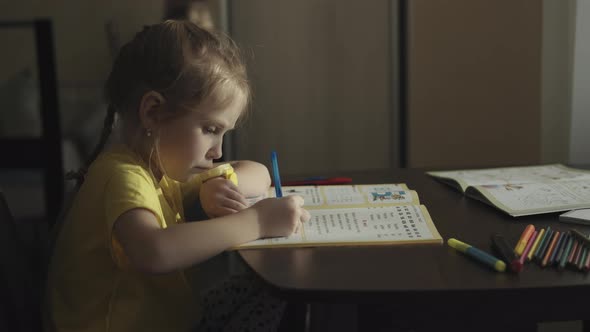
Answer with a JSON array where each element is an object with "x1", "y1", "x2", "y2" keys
[
  {"x1": 180, "y1": 173, "x2": 204, "y2": 205},
  {"x1": 103, "y1": 166, "x2": 164, "y2": 268}
]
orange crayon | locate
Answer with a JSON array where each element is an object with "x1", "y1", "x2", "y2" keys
[
  {"x1": 542, "y1": 231, "x2": 560, "y2": 267},
  {"x1": 515, "y1": 224, "x2": 535, "y2": 256}
]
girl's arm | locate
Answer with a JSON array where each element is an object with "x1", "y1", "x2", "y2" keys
[
  {"x1": 225, "y1": 160, "x2": 271, "y2": 197},
  {"x1": 113, "y1": 195, "x2": 309, "y2": 274},
  {"x1": 181, "y1": 160, "x2": 270, "y2": 208}
]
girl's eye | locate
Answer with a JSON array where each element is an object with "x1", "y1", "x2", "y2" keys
[{"x1": 205, "y1": 127, "x2": 218, "y2": 134}]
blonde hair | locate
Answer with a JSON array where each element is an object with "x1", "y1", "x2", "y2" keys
[{"x1": 69, "y1": 20, "x2": 250, "y2": 185}]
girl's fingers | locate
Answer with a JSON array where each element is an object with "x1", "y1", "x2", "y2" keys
[
  {"x1": 221, "y1": 207, "x2": 240, "y2": 215},
  {"x1": 293, "y1": 220, "x2": 301, "y2": 234},
  {"x1": 300, "y1": 208, "x2": 311, "y2": 223},
  {"x1": 290, "y1": 195, "x2": 304, "y2": 206},
  {"x1": 221, "y1": 198, "x2": 248, "y2": 211},
  {"x1": 226, "y1": 181, "x2": 244, "y2": 196},
  {"x1": 223, "y1": 187, "x2": 249, "y2": 207}
]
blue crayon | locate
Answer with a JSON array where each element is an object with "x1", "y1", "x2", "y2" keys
[
  {"x1": 532, "y1": 226, "x2": 551, "y2": 259},
  {"x1": 549, "y1": 232, "x2": 566, "y2": 266},
  {"x1": 535, "y1": 228, "x2": 553, "y2": 261},
  {"x1": 558, "y1": 235, "x2": 574, "y2": 270},
  {"x1": 553, "y1": 232, "x2": 570, "y2": 266}
]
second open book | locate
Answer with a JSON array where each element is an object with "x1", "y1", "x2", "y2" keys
[
  {"x1": 235, "y1": 184, "x2": 442, "y2": 249},
  {"x1": 428, "y1": 164, "x2": 590, "y2": 217}
]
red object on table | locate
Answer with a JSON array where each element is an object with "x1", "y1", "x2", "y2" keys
[{"x1": 282, "y1": 177, "x2": 353, "y2": 186}]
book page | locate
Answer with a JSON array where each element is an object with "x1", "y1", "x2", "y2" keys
[
  {"x1": 428, "y1": 164, "x2": 590, "y2": 192},
  {"x1": 236, "y1": 205, "x2": 442, "y2": 249},
  {"x1": 246, "y1": 184, "x2": 418, "y2": 209},
  {"x1": 469, "y1": 179, "x2": 590, "y2": 216}
]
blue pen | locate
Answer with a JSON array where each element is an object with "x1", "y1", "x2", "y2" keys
[{"x1": 271, "y1": 151, "x2": 283, "y2": 197}]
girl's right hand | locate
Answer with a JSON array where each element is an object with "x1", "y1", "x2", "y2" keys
[{"x1": 251, "y1": 195, "x2": 311, "y2": 238}]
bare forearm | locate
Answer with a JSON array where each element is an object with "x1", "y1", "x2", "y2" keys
[
  {"x1": 153, "y1": 208, "x2": 260, "y2": 272},
  {"x1": 228, "y1": 160, "x2": 271, "y2": 197}
]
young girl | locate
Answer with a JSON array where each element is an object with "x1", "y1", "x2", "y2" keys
[{"x1": 46, "y1": 20, "x2": 310, "y2": 332}]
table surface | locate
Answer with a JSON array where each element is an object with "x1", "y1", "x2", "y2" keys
[{"x1": 238, "y1": 168, "x2": 590, "y2": 321}]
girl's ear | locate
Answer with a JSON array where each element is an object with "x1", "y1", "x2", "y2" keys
[{"x1": 138, "y1": 91, "x2": 166, "y2": 131}]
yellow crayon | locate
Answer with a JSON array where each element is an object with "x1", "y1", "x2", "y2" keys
[
  {"x1": 527, "y1": 228, "x2": 545, "y2": 261},
  {"x1": 515, "y1": 224, "x2": 535, "y2": 255}
]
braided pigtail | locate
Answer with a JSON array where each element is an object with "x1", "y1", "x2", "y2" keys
[{"x1": 65, "y1": 104, "x2": 117, "y2": 187}]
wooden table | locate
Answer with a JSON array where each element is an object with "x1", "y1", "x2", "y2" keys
[{"x1": 239, "y1": 169, "x2": 590, "y2": 331}]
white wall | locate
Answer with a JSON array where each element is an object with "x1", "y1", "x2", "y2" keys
[{"x1": 570, "y1": 0, "x2": 590, "y2": 165}]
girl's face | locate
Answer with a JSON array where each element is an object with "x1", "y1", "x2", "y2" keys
[{"x1": 155, "y1": 93, "x2": 245, "y2": 182}]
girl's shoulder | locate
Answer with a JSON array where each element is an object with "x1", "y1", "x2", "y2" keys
[{"x1": 88, "y1": 144, "x2": 153, "y2": 185}]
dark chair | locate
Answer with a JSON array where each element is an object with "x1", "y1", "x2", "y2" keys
[
  {"x1": 0, "y1": 19, "x2": 63, "y2": 227},
  {"x1": 0, "y1": 190, "x2": 45, "y2": 331}
]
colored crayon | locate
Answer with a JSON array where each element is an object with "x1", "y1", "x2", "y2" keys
[
  {"x1": 515, "y1": 225, "x2": 535, "y2": 256},
  {"x1": 519, "y1": 230, "x2": 538, "y2": 265},
  {"x1": 542, "y1": 231, "x2": 560, "y2": 267},
  {"x1": 574, "y1": 243, "x2": 584, "y2": 267},
  {"x1": 558, "y1": 235, "x2": 574, "y2": 270},
  {"x1": 528, "y1": 228, "x2": 545, "y2": 261},
  {"x1": 554, "y1": 233, "x2": 570, "y2": 266},
  {"x1": 571, "y1": 241, "x2": 582, "y2": 266},
  {"x1": 535, "y1": 228, "x2": 553, "y2": 261},
  {"x1": 578, "y1": 247, "x2": 588, "y2": 270},
  {"x1": 584, "y1": 250, "x2": 590, "y2": 271},
  {"x1": 549, "y1": 232, "x2": 566, "y2": 266},
  {"x1": 568, "y1": 240, "x2": 579, "y2": 265}
]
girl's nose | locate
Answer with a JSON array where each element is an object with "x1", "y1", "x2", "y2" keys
[{"x1": 207, "y1": 143, "x2": 223, "y2": 160}]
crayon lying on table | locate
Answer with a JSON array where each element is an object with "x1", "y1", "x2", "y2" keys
[
  {"x1": 534, "y1": 227, "x2": 552, "y2": 261},
  {"x1": 567, "y1": 240, "x2": 579, "y2": 265},
  {"x1": 549, "y1": 232, "x2": 566, "y2": 266},
  {"x1": 515, "y1": 225, "x2": 535, "y2": 256},
  {"x1": 542, "y1": 231, "x2": 560, "y2": 267},
  {"x1": 448, "y1": 238, "x2": 506, "y2": 272},
  {"x1": 584, "y1": 249, "x2": 590, "y2": 271},
  {"x1": 558, "y1": 235, "x2": 574, "y2": 270},
  {"x1": 519, "y1": 230, "x2": 538, "y2": 265},
  {"x1": 552, "y1": 232, "x2": 570, "y2": 266},
  {"x1": 528, "y1": 228, "x2": 545, "y2": 261},
  {"x1": 578, "y1": 247, "x2": 589, "y2": 270}
]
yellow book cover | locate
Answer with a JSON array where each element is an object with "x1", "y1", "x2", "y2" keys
[{"x1": 235, "y1": 183, "x2": 442, "y2": 249}]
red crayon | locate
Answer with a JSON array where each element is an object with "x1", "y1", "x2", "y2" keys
[
  {"x1": 584, "y1": 250, "x2": 590, "y2": 271},
  {"x1": 569, "y1": 241, "x2": 581, "y2": 266},
  {"x1": 515, "y1": 224, "x2": 535, "y2": 256},
  {"x1": 519, "y1": 230, "x2": 538, "y2": 265}
]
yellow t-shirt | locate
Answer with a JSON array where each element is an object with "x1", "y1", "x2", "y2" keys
[{"x1": 47, "y1": 145, "x2": 203, "y2": 332}]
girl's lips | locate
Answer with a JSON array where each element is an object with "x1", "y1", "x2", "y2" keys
[{"x1": 191, "y1": 167, "x2": 211, "y2": 173}]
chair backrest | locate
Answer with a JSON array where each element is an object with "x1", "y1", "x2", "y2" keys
[
  {"x1": 0, "y1": 19, "x2": 63, "y2": 227},
  {"x1": 0, "y1": 190, "x2": 43, "y2": 331}
]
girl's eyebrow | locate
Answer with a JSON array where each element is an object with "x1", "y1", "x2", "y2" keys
[{"x1": 204, "y1": 118, "x2": 233, "y2": 130}]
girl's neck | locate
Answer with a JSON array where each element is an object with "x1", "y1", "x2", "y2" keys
[{"x1": 117, "y1": 127, "x2": 164, "y2": 182}]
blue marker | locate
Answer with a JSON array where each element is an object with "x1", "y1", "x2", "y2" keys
[
  {"x1": 448, "y1": 238, "x2": 506, "y2": 272},
  {"x1": 271, "y1": 151, "x2": 283, "y2": 197}
]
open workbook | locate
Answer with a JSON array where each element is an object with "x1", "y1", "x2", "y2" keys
[
  {"x1": 235, "y1": 184, "x2": 442, "y2": 249},
  {"x1": 428, "y1": 164, "x2": 590, "y2": 217}
]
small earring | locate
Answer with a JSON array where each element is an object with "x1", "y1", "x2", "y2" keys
[{"x1": 146, "y1": 129, "x2": 152, "y2": 137}]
